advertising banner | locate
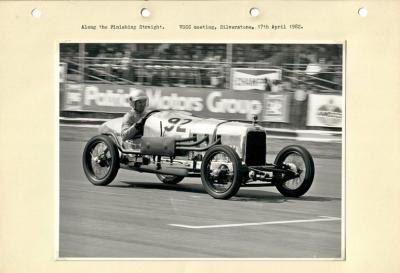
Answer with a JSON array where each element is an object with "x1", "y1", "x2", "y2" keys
[
  {"x1": 262, "y1": 93, "x2": 290, "y2": 122},
  {"x1": 307, "y1": 94, "x2": 342, "y2": 127},
  {"x1": 61, "y1": 83, "x2": 84, "y2": 111},
  {"x1": 62, "y1": 83, "x2": 275, "y2": 121},
  {"x1": 231, "y1": 68, "x2": 282, "y2": 91}
]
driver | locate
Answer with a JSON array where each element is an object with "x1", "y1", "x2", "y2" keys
[{"x1": 121, "y1": 94, "x2": 149, "y2": 141}]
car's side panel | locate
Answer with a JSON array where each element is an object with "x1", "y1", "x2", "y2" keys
[
  {"x1": 144, "y1": 111, "x2": 260, "y2": 158},
  {"x1": 98, "y1": 110, "x2": 266, "y2": 160},
  {"x1": 99, "y1": 117, "x2": 123, "y2": 137}
]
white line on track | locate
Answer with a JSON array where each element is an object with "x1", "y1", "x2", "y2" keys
[
  {"x1": 169, "y1": 216, "x2": 340, "y2": 229},
  {"x1": 190, "y1": 195, "x2": 203, "y2": 198}
]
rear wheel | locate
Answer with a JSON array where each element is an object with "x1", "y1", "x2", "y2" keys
[
  {"x1": 273, "y1": 145, "x2": 314, "y2": 197},
  {"x1": 201, "y1": 145, "x2": 243, "y2": 199},
  {"x1": 82, "y1": 135, "x2": 120, "y2": 186},
  {"x1": 156, "y1": 174, "x2": 184, "y2": 184}
]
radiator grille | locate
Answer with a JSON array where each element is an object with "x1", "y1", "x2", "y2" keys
[{"x1": 245, "y1": 131, "x2": 266, "y2": 166}]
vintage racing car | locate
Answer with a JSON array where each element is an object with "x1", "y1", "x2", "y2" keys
[{"x1": 82, "y1": 110, "x2": 315, "y2": 199}]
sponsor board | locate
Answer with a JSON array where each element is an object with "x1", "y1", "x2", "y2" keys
[
  {"x1": 62, "y1": 84, "x2": 267, "y2": 120},
  {"x1": 61, "y1": 83, "x2": 291, "y2": 122},
  {"x1": 231, "y1": 68, "x2": 282, "y2": 91},
  {"x1": 262, "y1": 93, "x2": 290, "y2": 122},
  {"x1": 307, "y1": 94, "x2": 342, "y2": 127},
  {"x1": 61, "y1": 83, "x2": 83, "y2": 111}
]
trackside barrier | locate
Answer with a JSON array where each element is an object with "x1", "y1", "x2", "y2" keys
[
  {"x1": 60, "y1": 83, "x2": 290, "y2": 122},
  {"x1": 60, "y1": 83, "x2": 342, "y2": 129}
]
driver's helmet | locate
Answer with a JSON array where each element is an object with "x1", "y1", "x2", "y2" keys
[{"x1": 128, "y1": 94, "x2": 149, "y2": 109}]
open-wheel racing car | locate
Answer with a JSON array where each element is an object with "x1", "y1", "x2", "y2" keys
[{"x1": 82, "y1": 110, "x2": 315, "y2": 199}]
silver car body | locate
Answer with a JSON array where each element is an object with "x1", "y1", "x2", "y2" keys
[{"x1": 99, "y1": 110, "x2": 266, "y2": 160}]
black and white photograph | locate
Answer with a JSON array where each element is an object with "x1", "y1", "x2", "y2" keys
[{"x1": 59, "y1": 43, "x2": 343, "y2": 258}]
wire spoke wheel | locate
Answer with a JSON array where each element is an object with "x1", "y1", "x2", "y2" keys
[
  {"x1": 205, "y1": 153, "x2": 234, "y2": 193},
  {"x1": 201, "y1": 145, "x2": 243, "y2": 199},
  {"x1": 89, "y1": 142, "x2": 112, "y2": 179},
  {"x1": 83, "y1": 135, "x2": 120, "y2": 186},
  {"x1": 281, "y1": 153, "x2": 306, "y2": 190},
  {"x1": 273, "y1": 145, "x2": 314, "y2": 197}
]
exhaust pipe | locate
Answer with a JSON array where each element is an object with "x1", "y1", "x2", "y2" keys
[{"x1": 123, "y1": 165, "x2": 188, "y2": 177}]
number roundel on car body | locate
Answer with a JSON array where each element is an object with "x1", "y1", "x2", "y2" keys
[
  {"x1": 164, "y1": 117, "x2": 193, "y2": 134},
  {"x1": 142, "y1": 111, "x2": 221, "y2": 138}
]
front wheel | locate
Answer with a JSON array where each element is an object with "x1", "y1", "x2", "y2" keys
[
  {"x1": 201, "y1": 145, "x2": 243, "y2": 199},
  {"x1": 273, "y1": 145, "x2": 315, "y2": 197},
  {"x1": 82, "y1": 135, "x2": 120, "y2": 186},
  {"x1": 156, "y1": 174, "x2": 184, "y2": 184}
]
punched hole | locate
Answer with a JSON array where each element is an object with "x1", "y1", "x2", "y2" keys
[
  {"x1": 358, "y1": 7, "x2": 368, "y2": 17},
  {"x1": 141, "y1": 8, "x2": 151, "y2": 17},
  {"x1": 31, "y1": 8, "x2": 41, "y2": 18},
  {"x1": 250, "y1": 8, "x2": 260, "y2": 17}
]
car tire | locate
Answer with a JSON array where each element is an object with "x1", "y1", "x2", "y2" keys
[
  {"x1": 82, "y1": 135, "x2": 120, "y2": 186},
  {"x1": 156, "y1": 174, "x2": 184, "y2": 184},
  {"x1": 201, "y1": 145, "x2": 243, "y2": 199},
  {"x1": 273, "y1": 145, "x2": 315, "y2": 197}
]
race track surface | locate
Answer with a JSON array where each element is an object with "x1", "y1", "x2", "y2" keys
[{"x1": 59, "y1": 131, "x2": 342, "y2": 258}]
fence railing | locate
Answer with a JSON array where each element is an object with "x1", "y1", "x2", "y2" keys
[
  {"x1": 282, "y1": 63, "x2": 342, "y2": 91},
  {"x1": 60, "y1": 57, "x2": 342, "y2": 91}
]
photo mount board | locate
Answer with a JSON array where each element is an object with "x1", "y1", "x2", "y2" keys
[{"x1": 0, "y1": 1, "x2": 399, "y2": 273}]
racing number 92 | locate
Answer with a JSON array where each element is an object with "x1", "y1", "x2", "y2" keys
[{"x1": 164, "y1": 118, "x2": 192, "y2": 133}]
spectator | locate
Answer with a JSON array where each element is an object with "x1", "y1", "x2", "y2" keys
[
  {"x1": 271, "y1": 80, "x2": 282, "y2": 93},
  {"x1": 292, "y1": 83, "x2": 309, "y2": 129},
  {"x1": 264, "y1": 78, "x2": 272, "y2": 92},
  {"x1": 120, "y1": 51, "x2": 132, "y2": 81},
  {"x1": 111, "y1": 52, "x2": 123, "y2": 79},
  {"x1": 192, "y1": 48, "x2": 203, "y2": 61},
  {"x1": 97, "y1": 48, "x2": 107, "y2": 59},
  {"x1": 203, "y1": 51, "x2": 218, "y2": 62},
  {"x1": 160, "y1": 67, "x2": 169, "y2": 86}
]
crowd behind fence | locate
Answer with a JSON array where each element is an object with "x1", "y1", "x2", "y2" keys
[{"x1": 60, "y1": 43, "x2": 343, "y2": 92}]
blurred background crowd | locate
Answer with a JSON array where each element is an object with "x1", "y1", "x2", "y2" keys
[{"x1": 60, "y1": 43, "x2": 342, "y2": 92}]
